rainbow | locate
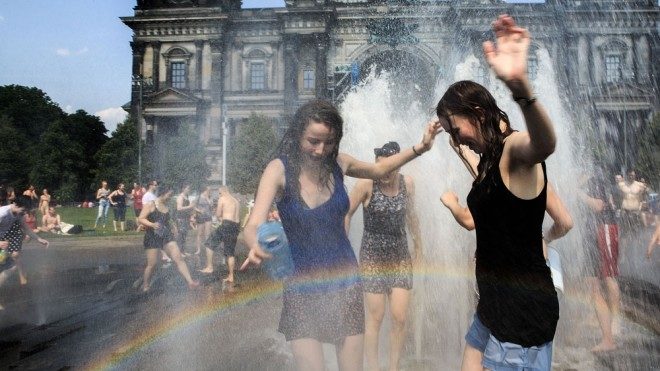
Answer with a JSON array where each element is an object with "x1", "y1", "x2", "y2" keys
[{"x1": 84, "y1": 263, "x2": 596, "y2": 370}]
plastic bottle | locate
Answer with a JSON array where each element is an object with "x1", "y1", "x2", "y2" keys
[
  {"x1": 257, "y1": 221, "x2": 294, "y2": 280},
  {"x1": 0, "y1": 248, "x2": 6, "y2": 265}
]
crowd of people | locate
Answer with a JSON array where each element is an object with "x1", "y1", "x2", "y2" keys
[{"x1": 0, "y1": 14, "x2": 658, "y2": 370}]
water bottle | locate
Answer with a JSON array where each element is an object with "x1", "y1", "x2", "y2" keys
[
  {"x1": 0, "y1": 248, "x2": 6, "y2": 265},
  {"x1": 257, "y1": 221, "x2": 294, "y2": 280}
]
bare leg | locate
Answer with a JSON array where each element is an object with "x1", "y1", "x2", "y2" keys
[
  {"x1": 588, "y1": 277, "x2": 616, "y2": 351},
  {"x1": 142, "y1": 249, "x2": 160, "y2": 291},
  {"x1": 364, "y1": 292, "x2": 386, "y2": 371},
  {"x1": 224, "y1": 256, "x2": 235, "y2": 283},
  {"x1": 461, "y1": 343, "x2": 485, "y2": 371},
  {"x1": 336, "y1": 334, "x2": 364, "y2": 371},
  {"x1": 605, "y1": 277, "x2": 621, "y2": 336},
  {"x1": 0, "y1": 266, "x2": 17, "y2": 310},
  {"x1": 196, "y1": 222, "x2": 210, "y2": 257},
  {"x1": 200, "y1": 247, "x2": 214, "y2": 273},
  {"x1": 164, "y1": 242, "x2": 198, "y2": 288},
  {"x1": 388, "y1": 288, "x2": 411, "y2": 371},
  {"x1": 291, "y1": 338, "x2": 326, "y2": 371},
  {"x1": 12, "y1": 252, "x2": 27, "y2": 285},
  {"x1": 113, "y1": 220, "x2": 118, "y2": 232}
]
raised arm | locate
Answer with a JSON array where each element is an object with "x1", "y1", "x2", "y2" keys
[
  {"x1": 241, "y1": 159, "x2": 286, "y2": 269},
  {"x1": 345, "y1": 179, "x2": 370, "y2": 234},
  {"x1": 340, "y1": 119, "x2": 442, "y2": 179},
  {"x1": 483, "y1": 15, "x2": 556, "y2": 165}
]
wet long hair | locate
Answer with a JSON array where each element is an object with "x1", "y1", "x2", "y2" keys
[
  {"x1": 274, "y1": 99, "x2": 344, "y2": 197},
  {"x1": 436, "y1": 80, "x2": 513, "y2": 186}
]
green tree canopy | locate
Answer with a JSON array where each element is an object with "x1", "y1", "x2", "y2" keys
[
  {"x1": 0, "y1": 115, "x2": 30, "y2": 187},
  {"x1": 0, "y1": 85, "x2": 64, "y2": 140},
  {"x1": 151, "y1": 125, "x2": 210, "y2": 191},
  {"x1": 227, "y1": 113, "x2": 278, "y2": 194},
  {"x1": 94, "y1": 116, "x2": 140, "y2": 189},
  {"x1": 29, "y1": 111, "x2": 108, "y2": 202}
]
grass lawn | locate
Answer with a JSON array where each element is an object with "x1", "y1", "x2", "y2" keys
[{"x1": 46, "y1": 206, "x2": 141, "y2": 238}]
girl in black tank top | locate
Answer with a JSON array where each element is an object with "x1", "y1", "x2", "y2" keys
[
  {"x1": 137, "y1": 186, "x2": 199, "y2": 293},
  {"x1": 435, "y1": 15, "x2": 561, "y2": 370}
]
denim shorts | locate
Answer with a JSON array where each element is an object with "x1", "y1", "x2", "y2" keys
[{"x1": 465, "y1": 314, "x2": 553, "y2": 371}]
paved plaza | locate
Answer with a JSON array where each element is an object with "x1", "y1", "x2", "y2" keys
[{"x1": 0, "y1": 232, "x2": 658, "y2": 370}]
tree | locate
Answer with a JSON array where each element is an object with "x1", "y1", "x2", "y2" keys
[
  {"x1": 635, "y1": 113, "x2": 659, "y2": 189},
  {"x1": 0, "y1": 85, "x2": 64, "y2": 140},
  {"x1": 29, "y1": 111, "x2": 108, "y2": 202},
  {"x1": 152, "y1": 125, "x2": 210, "y2": 190},
  {"x1": 0, "y1": 115, "x2": 31, "y2": 187},
  {"x1": 227, "y1": 113, "x2": 278, "y2": 194},
  {"x1": 29, "y1": 118, "x2": 86, "y2": 202},
  {"x1": 94, "y1": 116, "x2": 140, "y2": 189}
]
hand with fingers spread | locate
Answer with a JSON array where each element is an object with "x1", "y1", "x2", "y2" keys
[
  {"x1": 419, "y1": 118, "x2": 444, "y2": 153},
  {"x1": 482, "y1": 14, "x2": 531, "y2": 90}
]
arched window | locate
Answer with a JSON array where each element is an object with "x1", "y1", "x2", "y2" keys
[
  {"x1": 600, "y1": 40, "x2": 628, "y2": 84},
  {"x1": 247, "y1": 49, "x2": 267, "y2": 91},
  {"x1": 163, "y1": 47, "x2": 192, "y2": 89}
]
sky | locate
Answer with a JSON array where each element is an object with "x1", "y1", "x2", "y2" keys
[{"x1": 0, "y1": 0, "x2": 541, "y2": 134}]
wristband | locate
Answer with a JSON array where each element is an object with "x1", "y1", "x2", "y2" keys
[
  {"x1": 513, "y1": 96, "x2": 537, "y2": 107},
  {"x1": 412, "y1": 145, "x2": 422, "y2": 157}
]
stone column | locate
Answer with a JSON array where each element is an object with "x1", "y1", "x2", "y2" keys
[
  {"x1": 210, "y1": 39, "x2": 224, "y2": 101},
  {"x1": 152, "y1": 41, "x2": 161, "y2": 91},
  {"x1": 283, "y1": 34, "x2": 300, "y2": 115},
  {"x1": 195, "y1": 40, "x2": 204, "y2": 91},
  {"x1": 635, "y1": 35, "x2": 649, "y2": 83},
  {"x1": 577, "y1": 36, "x2": 589, "y2": 85},
  {"x1": 314, "y1": 33, "x2": 329, "y2": 99}
]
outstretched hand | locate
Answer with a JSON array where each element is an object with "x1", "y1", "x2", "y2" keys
[
  {"x1": 419, "y1": 118, "x2": 444, "y2": 152},
  {"x1": 483, "y1": 14, "x2": 531, "y2": 87},
  {"x1": 239, "y1": 246, "x2": 272, "y2": 271}
]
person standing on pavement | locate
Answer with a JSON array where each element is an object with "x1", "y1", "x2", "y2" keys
[
  {"x1": 201, "y1": 186, "x2": 240, "y2": 284},
  {"x1": 131, "y1": 183, "x2": 145, "y2": 231},
  {"x1": 0, "y1": 196, "x2": 49, "y2": 297}
]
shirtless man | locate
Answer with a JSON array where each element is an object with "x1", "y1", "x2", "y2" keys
[
  {"x1": 201, "y1": 186, "x2": 240, "y2": 283},
  {"x1": 617, "y1": 169, "x2": 647, "y2": 232},
  {"x1": 39, "y1": 207, "x2": 61, "y2": 233}
]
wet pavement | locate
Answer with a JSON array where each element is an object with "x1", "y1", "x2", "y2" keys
[{"x1": 0, "y1": 230, "x2": 658, "y2": 370}]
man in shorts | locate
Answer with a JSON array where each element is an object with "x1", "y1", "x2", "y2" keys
[
  {"x1": 201, "y1": 186, "x2": 240, "y2": 284},
  {"x1": 580, "y1": 173, "x2": 620, "y2": 352}
]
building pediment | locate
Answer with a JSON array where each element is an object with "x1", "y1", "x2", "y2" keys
[
  {"x1": 144, "y1": 88, "x2": 206, "y2": 116},
  {"x1": 593, "y1": 82, "x2": 654, "y2": 111},
  {"x1": 147, "y1": 88, "x2": 202, "y2": 105}
]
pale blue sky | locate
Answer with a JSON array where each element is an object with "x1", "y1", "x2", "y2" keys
[{"x1": 0, "y1": 0, "x2": 540, "y2": 133}]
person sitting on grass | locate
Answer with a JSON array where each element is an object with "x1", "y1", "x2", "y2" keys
[{"x1": 37, "y1": 207, "x2": 62, "y2": 234}]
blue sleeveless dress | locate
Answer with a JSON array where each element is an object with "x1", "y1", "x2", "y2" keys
[{"x1": 276, "y1": 156, "x2": 364, "y2": 343}]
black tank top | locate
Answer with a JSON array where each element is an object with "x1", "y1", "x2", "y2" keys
[
  {"x1": 467, "y1": 156, "x2": 558, "y2": 347},
  {"x1": 111, "y1": 191, "x2": 126, "y2": 207}
]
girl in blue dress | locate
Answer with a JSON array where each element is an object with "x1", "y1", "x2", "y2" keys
[{"x1": 241, "y1": 100, "x2": 441, "y2": 370}]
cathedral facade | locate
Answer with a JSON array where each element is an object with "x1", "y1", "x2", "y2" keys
[{"x1": 122, "y1": 0, "x2": 659, "y2": 185}]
